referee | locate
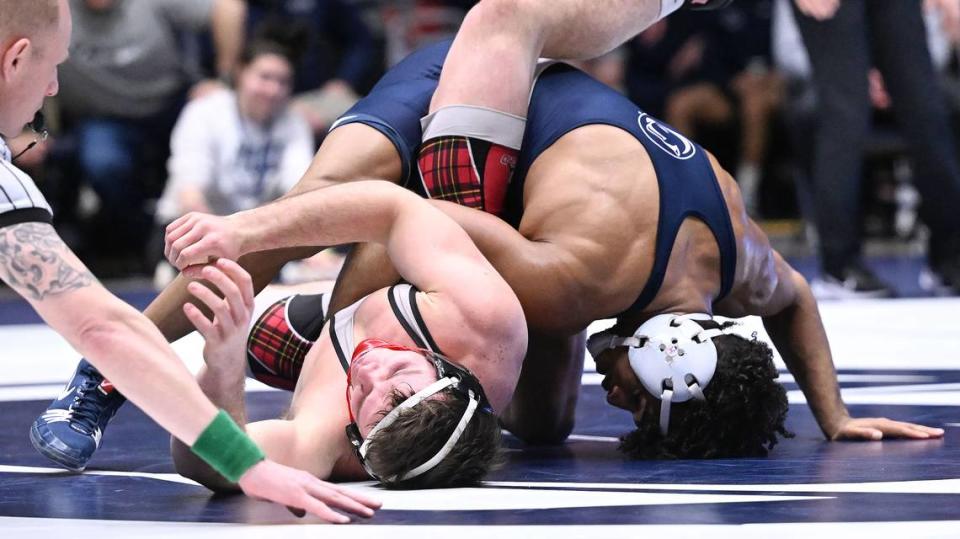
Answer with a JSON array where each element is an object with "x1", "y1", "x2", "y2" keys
[
  {"x1": 0, "y1": 0, "x2": 376, "y2": 522},
  {"x1": 793, "y1": 0, "x2": 960, "y2": 297}
]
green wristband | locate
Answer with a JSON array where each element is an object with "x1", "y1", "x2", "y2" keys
[{"x1": 190, "y1": 410, "x2": 266, "y2": 483}]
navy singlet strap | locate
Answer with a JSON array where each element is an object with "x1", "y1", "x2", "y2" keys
[{"x1": 626, "y1": 128, "x2": 737, "y2": 313}]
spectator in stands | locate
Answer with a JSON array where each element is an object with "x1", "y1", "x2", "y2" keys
[
  {"x1": 244, "y1": 0, "x2": 377, "y2": 135},
  {"x1": 577, "y1": 48, "x2": 628, "y2": 93},
  {"x1": 152, "y1": 26, "x2": 314, "y2": 287},
  {"x1": 54, "y1": 0, "x2": 245, "y2": 260},
  {"x1": 791, "y1": 0, "x2": 960, "y2": 298},
  {"x1": 625, "y1": 1, "x2": 783, "y2": 215},
  {"x1": 711, "y1": 0, "x2": 784, "y2": 216},
  {"x1": 625, "y1": 13, "x2": 723, "y2": 120},
  {"x1": 380, "y1": 0, "x2": 475, "y2": 67},
  {"x1": 773, "y1": 0, "x2": 953, "y2": 283}
]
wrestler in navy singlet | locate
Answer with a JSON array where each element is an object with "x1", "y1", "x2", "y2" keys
[{"x1": 332, "y1": 39, "x2": 737, "y2": 316}]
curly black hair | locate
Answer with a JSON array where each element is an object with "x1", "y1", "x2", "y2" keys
[
  {"x1": 619, "y1": 334, "x2": 792, "y2": 459},
  {"x1": 363, "y1": 388, "x2": 504, "y2": 489}
]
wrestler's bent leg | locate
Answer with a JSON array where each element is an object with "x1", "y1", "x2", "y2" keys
[{"x1": 500, "y1": 330, "x2": 587, "y2": 444}]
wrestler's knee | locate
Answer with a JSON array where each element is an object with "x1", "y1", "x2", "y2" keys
[
  {"x1": 461, "y1": 0, "x2": 548, "y2": 38},
  {"x1": 171, "y1": 442, "x2": 234, "y2": 493},
  {"x1": 500, "y1": 400, "x2": 576, "y2": 445},
  {"x1": 466, "y1": 0, "x2": 532, "y2": 21}
]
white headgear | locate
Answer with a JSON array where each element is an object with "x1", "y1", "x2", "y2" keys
[{"x1": 587, "y1": 313, "x2": 738, "y2": 435}]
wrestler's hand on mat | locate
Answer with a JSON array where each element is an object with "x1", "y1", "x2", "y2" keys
[
  {"x1": 830, "y1": 417, "x2": 945, "y2": 441},
  {"x1": 238, "y1": 460, "x2": 382, "y2": 523},
  {"x1": 793, "y1": 0, "x2": 839, "y2": 20},
  {"x1": 165, "y1": 212, "x2": 243, "y2": 272},
  {"x1": 183, "y1": 258, "x2": 255, "y2": 368}
]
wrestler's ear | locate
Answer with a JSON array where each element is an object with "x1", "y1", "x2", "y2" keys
[
  {"x1": 593, "y1": 348, "x2": 616, "y2": 374},
  {"x1": 632, "y1": 392, "x2": 649, "y2": 425}
]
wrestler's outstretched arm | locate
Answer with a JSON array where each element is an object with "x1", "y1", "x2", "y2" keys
[
  {"x1": 0, "y1": 223, "x2": 379, "y2": 521},
  {"x1": 168, "y1": 258, "x2": 267, "y2": 490},
  {"x1": 717, "y1": 219, "x2": 944, "y2": 441},
  {"x1": 164, "y1": 181, "x2": 527, "y2": 405},
  {"x1": 143, "y1": 124, "x2": 402, "y2": 342},
  {"x1": 167, "y1": 181, "x2": 501, "y2": 290},
  {"x1": 331, "y1": 192, "x2": 626, "y2": 335},
  {"x1": 168, "y1": 260, "x2": 381, "y2": 522}
]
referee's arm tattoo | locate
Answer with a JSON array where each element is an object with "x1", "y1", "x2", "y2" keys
[{"x1": 0, "y1": 222, "x2": 95, "y2": 301}]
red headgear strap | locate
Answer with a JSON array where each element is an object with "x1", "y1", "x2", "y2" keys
[{"x1": 352, "y1": 338, "x2": 423, "y2": 361}]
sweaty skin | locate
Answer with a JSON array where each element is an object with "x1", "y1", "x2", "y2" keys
[
  {"x1": 0, "y1": 0, "x2": 379, "y2": 520},
  {"x1": 333, "y1": 121, "x2": 942, "y2": 443},
  {"x1": 166, "y1": 180, "x2": 527, "y2": 488},
  {"x1": 141, "y1": 96, "x2": 940, "y2": 445}
]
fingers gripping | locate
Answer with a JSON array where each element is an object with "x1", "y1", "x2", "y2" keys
[{"x1": 185, "y1": 260, "x2": 256, "y2": 337}]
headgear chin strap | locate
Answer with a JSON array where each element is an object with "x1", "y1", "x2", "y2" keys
[
  {"x1": 587, "y1": 313, "x2": 738, "y2": 435},
  {"x1": 346, "y1": 338, "x2": 487, "y2": 483}
]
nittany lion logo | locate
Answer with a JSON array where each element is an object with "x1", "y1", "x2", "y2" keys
[{"x1": 638, "y1": 112, "x2": 696, "y2": 160}]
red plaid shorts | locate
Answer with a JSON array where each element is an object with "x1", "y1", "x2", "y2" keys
[
  {"x1": 246, "y1": 297, "x2": 316, "y2": 391},
  {"x1": 417, "y1": 136, "x2": 517, "y2": 216}
]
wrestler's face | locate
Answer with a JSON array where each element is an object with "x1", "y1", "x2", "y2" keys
[
  {"x1": 347, "y1": 347, "x2": 439, "y2": 436},
  {"x1": 0, "y1": 0, "x2": 70, "y2": 137},
  {"x1": 237, "y1": 52, "x2": 293, "y2": 125},
  {"x1": 595, "y1": 348, "x2": 651, "y2": 424}
]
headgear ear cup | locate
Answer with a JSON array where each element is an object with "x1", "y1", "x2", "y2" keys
[
  {"x1": 246, "y1": 294, "x2": 328, "y2": 390},
  {"x1": 588, "y1": 313, "x2": 738, "y2": 434}
]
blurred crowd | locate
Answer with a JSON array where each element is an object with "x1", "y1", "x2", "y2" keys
[{"x1": 7, "y1": 0, "x2": 960, "y2": 298}]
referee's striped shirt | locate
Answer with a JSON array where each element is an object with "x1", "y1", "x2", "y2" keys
[{"x1": 0, "y1": 137, "x2": 53, "y2": 229}]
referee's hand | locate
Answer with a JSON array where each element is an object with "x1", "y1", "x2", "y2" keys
[{"x1": 237, "y1": 460, "x2": 382, "y2": 523}]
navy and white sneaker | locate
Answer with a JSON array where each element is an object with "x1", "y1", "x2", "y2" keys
[
  {"x1": 30, "y1": 359, "x2": 127, "y2": 472},
  {"x1": 811, "y1": 263, "x2": 895, "y2": 300}
]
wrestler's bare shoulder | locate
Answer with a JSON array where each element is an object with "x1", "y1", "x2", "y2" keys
[
  {"x1": 529, "y1": 124, "x2": 654, "y2": 190},
  {"x1": 341, "y1": 288, "x2": 495, "y2": 368},
  {"x1": 518, "y1": 125, "x2": 661, "y2": 319},
  {"x1": 523, "y1": 124, "x2": 657, "y2": 234},
  {"x1": 706, "y1": 153, "x2": 750, "y2": 240}
]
